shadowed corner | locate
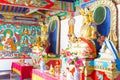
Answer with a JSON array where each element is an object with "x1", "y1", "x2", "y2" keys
[
  {"x1": 0, "y1": 70, "x2": 10, "y2": 79},
  {"x1": 0, "y1": 70, "x2": 20, "y2": 80}
]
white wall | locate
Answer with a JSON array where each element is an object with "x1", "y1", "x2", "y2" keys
[
  {"x1": 0, "y1": 59, "x2": 32, "y2": 70},
  {"x1": 60, "y1": 15, "x2": 83, "y2": 50},
  {"x1": 60, "y1": 18, "x2": 69, "y2": 50}
]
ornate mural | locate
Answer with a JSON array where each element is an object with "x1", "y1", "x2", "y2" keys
[{"x1": 0, "y1": 24, "x2": 43, "y2": 58}]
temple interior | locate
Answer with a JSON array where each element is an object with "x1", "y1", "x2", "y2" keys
[{"x1": 0, "y1": 0, "x2": 120, "y2": 80}]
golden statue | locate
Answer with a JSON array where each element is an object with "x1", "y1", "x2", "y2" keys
[{"x1": 79, "y1": 7, "x2": 96, "y2": 40}]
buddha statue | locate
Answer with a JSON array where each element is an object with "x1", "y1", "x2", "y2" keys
[{"x1": 79, "y1": 7, "x2": 96, "y2": 40}]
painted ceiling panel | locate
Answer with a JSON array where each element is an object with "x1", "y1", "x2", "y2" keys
[
  {"x1": 0, "y1": 0, "x2": 75, "y2": 12},
  {"x1": 0, "y1": 0, "x2": 76, "y2": 21},
  {"x1": 0, "y1": 4, "x2": 29, "y2": 14},
  {"x1": 0, "y1": 0, "x2": 95, "y2": 22}
]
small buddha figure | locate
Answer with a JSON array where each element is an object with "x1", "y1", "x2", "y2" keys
[
  {"x1": 22, "y1": 36, "x2": 29, "y2": 45},
  {"x1": 31, "y1": 27, "x2": 36, "y2": 36},
  {"x1": 23, "y1": 28, "x2": 29, "y2": 35}
]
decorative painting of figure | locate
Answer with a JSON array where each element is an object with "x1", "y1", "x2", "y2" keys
[
  {"x1": 2, "y1": 29, "x2": 16, "y2": 51},
  {"x1": 30, "y1": 27, "x2": 37, "y2": 43},
  {"x1": 20, "y1": 35, "x2": 32, "y2": 54},
  {"x1": 31, "y1": 27, "x2": 36, "y2": 36},
  {"x1": 21, "y1": 35, "x2": 30, "y2": 45},
  {"x1": 36, "y1": 26, "x2": 41, "y2": 35},
  {"x1": 22, "y1": 27, "x2": 29, "y2": 35}
]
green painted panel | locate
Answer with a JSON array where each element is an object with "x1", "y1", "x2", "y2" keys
[
  {"x1": 50, "y1": 20, "x2": 56, "y2": 32},
  {"x1": 94, "y1": 6, "x2": 106, "y2": 25}
]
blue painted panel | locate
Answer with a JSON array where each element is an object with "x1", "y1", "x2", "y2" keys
[
  {"x1": 48, "y1": 20, "x2": 58, "y2": 54},
  {"x1": 10, "y1": 6, "x2": 14, "y2": 12},
  {"x1": 116, "y1": 60, "x2": 120, "y2": 71},
  {"x1": 14, "y1": 16, "x2": 38, "y2": 22},
  {"x1": 89, "y1": 60, "x2": 98, "y2": 66},
  {"x1": 97, "y1": 7, "x2": 110, "y2": 37},
  {"x1": 14, "y1": 7, "x2": 18, "y2": 12},
  {"x1": 94, "y1": 39, "x2": 101, "y2": 53},
  {"x1": 0, "y1": 14, "x2": 4, "y2": 19},
  {"x1": 89, "y1": 60, "x2": 109, "y2": 68},
  {"x1": 22, "y1": 8, "x2": 28, "y2": 13},
  {"x1": 89, "y1": 60, "x2": 95, "y2": 66},
  {"x1": 17, "y1": 7, "x2": 21, "y2": 13},
  {"x1": 94, "y1": 7, "x2": 110, "y2": 52},
  {"x1": 103, "y1": 62, "x2": 109, "y2": 68},
  {"x1": 5, "y1": 6, "x2": 9, "y2": 11},
  {"x1": 1, "y1": 5, "x2": 5, "y2": 11}
]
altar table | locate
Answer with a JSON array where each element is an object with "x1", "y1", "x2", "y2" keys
[
  {"x1": 11, "y1": 62, "x2": 33, "y2": 80},
  {"x1": 32, "y1": 69, "x2": 66, "y2": 80}
]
